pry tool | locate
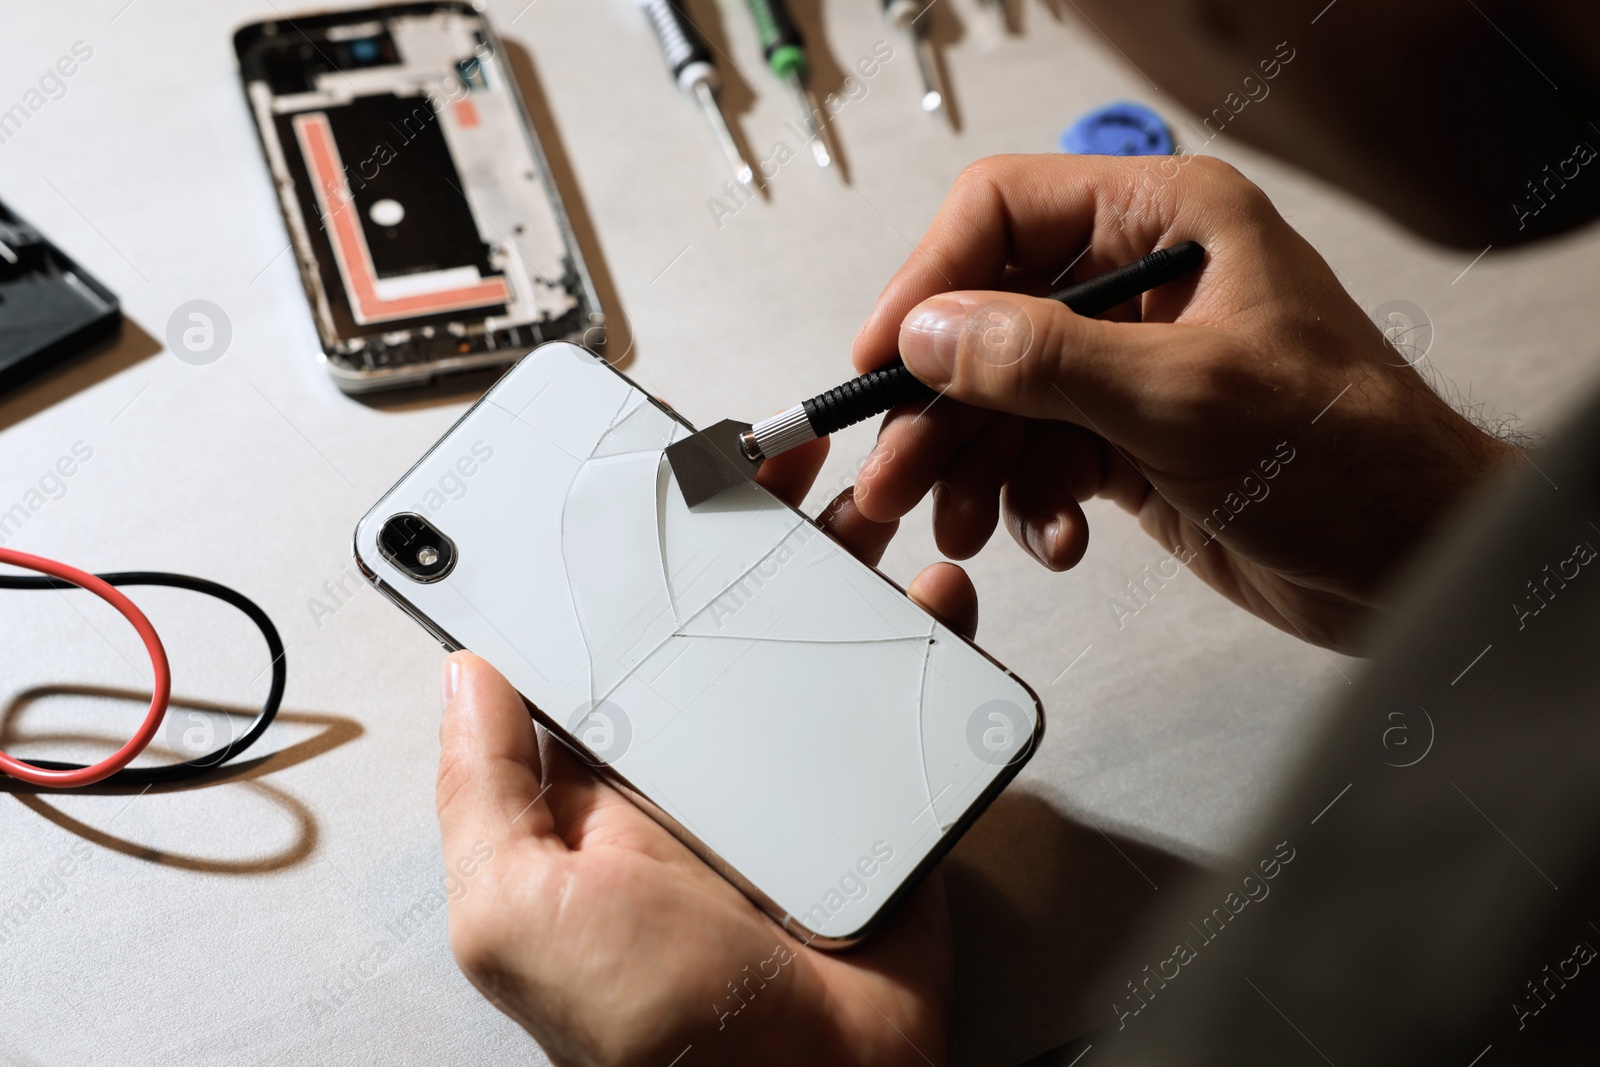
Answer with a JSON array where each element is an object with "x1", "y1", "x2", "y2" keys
[
  {"x1": 742, "y1": 0, "x2": 837, "y2": 172},
  {"x1": 666, "y1": 241, "x2": 1207, "y2": 508},
  {"x1": 637, "y1": 0, "x2": 756, "y2": 191}
]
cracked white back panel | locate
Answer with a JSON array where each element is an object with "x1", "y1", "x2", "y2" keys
[{"x1": 354, "y1": 342, "x2": 1042, "y2": 941}]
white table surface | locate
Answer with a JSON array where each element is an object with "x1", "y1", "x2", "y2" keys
[{"x1": 3, "y1": 1, "x2": 1598, "y2": 1064}]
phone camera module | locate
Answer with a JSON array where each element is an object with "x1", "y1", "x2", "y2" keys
[{"x1": 379, "y1": 513, "x2": 457, "y2": 583}]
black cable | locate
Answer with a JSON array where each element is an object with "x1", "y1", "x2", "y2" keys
[{"x1": 0, "y1": 571, "x2": 285, "y2": 785}]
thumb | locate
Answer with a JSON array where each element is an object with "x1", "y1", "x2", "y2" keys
[
  {"x1": 897, "y1": 291, "x2": 1198, "y2": 432},
  {"x1": 437, "y1": 652, "x2": 554, "y2": 859}
]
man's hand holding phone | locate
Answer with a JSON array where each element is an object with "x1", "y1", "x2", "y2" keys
[{"x1": 436, "y1": 444, "x2": 966, "y2": 1067}]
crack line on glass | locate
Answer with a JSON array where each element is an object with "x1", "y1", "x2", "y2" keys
[
  {"x1": 486, "y1": 397, "x2": 584, "y2": 463},
  {"x1": 670, "y1": 516, "x2": 807, "y2": 630},
  {"x1": 674, "y1": 632, "x2": 932, "y2": 646},
  {"x1": 840, "y1": 568, "x2": 956, "y2": 691},
  {"x1": 655, "y1": 454, "x2": 681, "y2": 627},
  {"x1": 549, "y1": 376, "x2": 957, "y2": 854},
  {"x1": 912, "y1": 625, "x2": 939, "y2": 829},
  {"x1": 583, "y1": 444, "x2": 688, "y2": 463},
  {"x1": 558, "y1": 386, "x2": 639, "y2": 708},
  {"x1": 585, "y1": 518, "x2": 806, "y2": 713}
]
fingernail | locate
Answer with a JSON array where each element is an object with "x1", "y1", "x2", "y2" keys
[
  {"x1": 899, "y1": 296, "x2": 965, "y2": 387},
  {"x1": 1024, "y1": 519, "x2": 1061, "y2": 568},
  {"x1": 1042, "y1": 518, "x2": 1064, "y2": 568},
  {"x1": 440, "y1": 657, "x2": 461, "y2": 711},
  {"x1": 1023, "y1": 522, "x2": 1047, "y2": 566}
]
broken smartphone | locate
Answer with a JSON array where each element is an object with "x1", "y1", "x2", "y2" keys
[
  {"x1": 235, "y1": 2, "x2": 599, "y2": 393},
  {"x1": 353, "y1": 342, "x2": 1043, "y2": 946}
]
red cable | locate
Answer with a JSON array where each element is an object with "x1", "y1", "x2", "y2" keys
[{"x1": 0, "y1": 546, "x2": 171, "y2": 787}]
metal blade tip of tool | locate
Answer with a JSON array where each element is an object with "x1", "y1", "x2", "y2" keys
[{"x1": 665, "y1": 418, "x2": 763, "y2": 508}]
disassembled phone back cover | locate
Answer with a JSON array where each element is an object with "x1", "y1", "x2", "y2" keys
[
  {"x1": 235, "y1": 2, "x2": 599, "y2": 392},
  {"x1": 354, "y1": 342, "x2": 1044, "y2": 946}
]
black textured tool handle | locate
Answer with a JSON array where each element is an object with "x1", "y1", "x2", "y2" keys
[
  {"x1": 640, "y1": 0, "x2": 711, "y2": 82},
  {"x1": 797, "y1": 242, "x2": 1205, "y2": 440},
  {"x1": 1048, "y1": 240, "x2": 1205, "y2": 316},
  {"x1": 802, "y1": 357, "x2": 933, "y2": 437}
]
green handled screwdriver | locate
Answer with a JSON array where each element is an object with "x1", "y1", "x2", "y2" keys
[{"x1": 742, "y1": 0, "x2": 836, "y2": 172}]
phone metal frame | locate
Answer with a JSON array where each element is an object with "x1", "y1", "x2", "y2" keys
[{"x1": 233, "y1": 1, "x2": 603, "y2": 393}]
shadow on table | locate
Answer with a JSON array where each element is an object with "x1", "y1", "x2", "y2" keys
[
  {"x1": 499, "y1": 39, "x2": 635, "y2": 371},
  {"x1": 0, "y1": 318, "x2": 162, "y2": 435},
  {"x1": 0, "y1": 685, "x2": 362, "y2": 875},
  {"x1": 781, "y1": 0, "x2": 855, "y2": 181},
  {"x1": 941, "y1": 787, "x2": 1202, "y2": 1067}
]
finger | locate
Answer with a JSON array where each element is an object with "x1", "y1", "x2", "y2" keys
[
  {"x1": 816, "y1": 486, "x2": 899, "y2": 567},
  {"x1": 1002, "y1": 491, "x2": 1090, "y2": 574},
  {"x1": 995, "y1": 417, "x2": 1154, "y2": 520},
  {"x1": 1098, "y1": 451, "x2": 1160, "y2": 520},
  {"x1": 755, "y1": 434, "x2": 829, "y2": 508},
  {"x1": 932, "y1": 415, "x2": 1026, "y2": 560},
  {"x1": 532, "y1": 725, "x2": 667, "y2": 854},
  {"x1": 437, "y1": 652, "x2": 557, "y2": 861},
  {"x1": 998, "y1": 423, "x2": 1114, "y2": 570},
  {"x1": 853, "y1": 400, "x2": 987, "y2": 523},
  {"x1": 896, "y1": 289, "x2": 1225, "y2": 452},
  {"x1": 1002, "y1": 460, "x2": 1090, "y2": 573},
  {"x1": 1025, "y1": 421, "x2": 1116, "y2": 502},
  {"x1": 907, "y1": 562, "x2": 979, "y2": 639},
  {"x1": 852, "y1": 153, "x2": 1213, "y2": 375}
]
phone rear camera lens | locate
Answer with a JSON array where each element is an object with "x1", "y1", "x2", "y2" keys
[{"x1": 378, "y1": 513, "x2": 457, "y2": 583}]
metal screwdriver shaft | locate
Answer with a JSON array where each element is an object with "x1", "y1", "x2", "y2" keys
[
  {"x1": 693, "y1": 81, "x2": 752, "y2": 187},
  {"x1": 882, "y1": 0, "x2": 946, "y2": 117},
  {"x1": 742, "y1": 0, "x2": 835, "y2": 171},
  {"x1": 786, "y1": 69, "x2": 831, "y2": 169},
  {"x1": 638, "y1": 0, "x2": 755, "y2": 190}
]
